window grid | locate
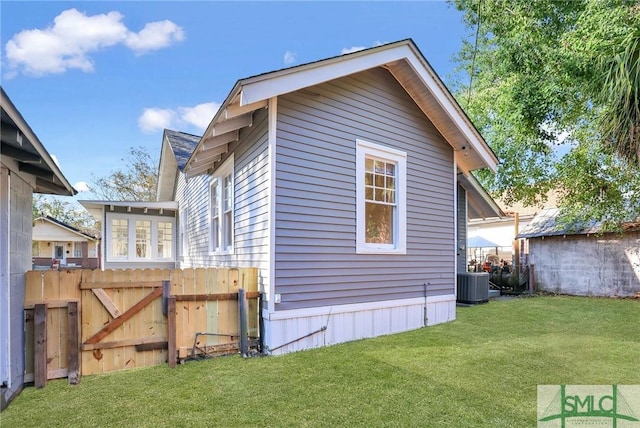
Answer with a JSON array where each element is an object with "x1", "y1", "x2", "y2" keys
[
  {"x1": 135, "y1": 220, "x2": 151, "y2": 259},
  {"x1": 157, "y1": 221, "x2": 173, "y2": 259},
  {"x1": 112, "y1": 219, "x2": 128, "y2": 258}
]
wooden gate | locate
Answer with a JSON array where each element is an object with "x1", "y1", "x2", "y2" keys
[{"x1": 24, "y1": 267, "x2": 259, "y2": 386}]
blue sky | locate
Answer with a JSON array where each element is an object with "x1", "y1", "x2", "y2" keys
[{"x1": 1, "y1": 1, "x2": 470, "y2": 200}]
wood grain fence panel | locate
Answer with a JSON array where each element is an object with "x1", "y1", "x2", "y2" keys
[
  {"x1": 25, "y1": 271, "x2": 44, "y2": 302},
  {"x1": 25, "y1": 267, "x2": 259, "y2": 378},
  {"x1": 194, "y1": 269, "x2": 208, "y2": 348},
  {"x1": 43, "y1": 270, "x2": 59, "y2": 301}
]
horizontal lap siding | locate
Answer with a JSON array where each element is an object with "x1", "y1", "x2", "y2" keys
[
  {"x1": 275, "y1": 67, "x2": 454, "y2": 310},
  {"x1": 176, "y1": 109, "x2": 270, "y2": 290}
]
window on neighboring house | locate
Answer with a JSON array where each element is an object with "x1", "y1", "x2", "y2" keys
[
  {"x1": 157, "y1": 221, "x2": 172, "y2": 259},
  {"x1": 209, "y1": 156, "x2": 234, "y2": 253},
  {"x1": 112, "y1": 219, "x2": 129, "y2": 258},
  {"x1": 73, "y1": 242, "x2": 83, "y2": 257},
  {"x1": 356, "y1": 139, "x2": 407, "y2": 254},
  {"x1": 135, "y1": 220, "x2": 151, "y2": 258}
]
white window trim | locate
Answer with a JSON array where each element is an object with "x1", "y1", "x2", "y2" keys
[
  {"x1": 356, "y1": 139, "x2": 407, "y2": 254},
  {"x1": 209, "y1": 155, "x2": 235, "y2": 254},
  {"x1": 105, "y1": 213, "x2": 176, "y2": 262},
  {"x1": 180, "y1": 204, "x2": 189, "y2": 259}
]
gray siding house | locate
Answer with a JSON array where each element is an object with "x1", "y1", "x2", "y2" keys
[
  {"x1": 156, "y1": 39, "x2": 499, "y2": 354},
  {"x1": 1, "y1": 87, "x2": 76, "y2": 409}
]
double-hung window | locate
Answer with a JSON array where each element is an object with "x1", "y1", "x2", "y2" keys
[
  {"x1": 356, "y1": 139, "x2": 407, "y2": 254},
  {"x1": 210, "y1": 156, "x2": 234, "y2": 253}
]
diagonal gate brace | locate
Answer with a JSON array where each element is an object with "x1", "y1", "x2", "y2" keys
[{"x1": 84, "y1": 287, "x2": 163, "y2": 345}]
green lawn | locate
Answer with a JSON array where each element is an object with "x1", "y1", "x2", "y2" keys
[{"x1": 2, "y1": 296, "x2": 639, "y2": 427}]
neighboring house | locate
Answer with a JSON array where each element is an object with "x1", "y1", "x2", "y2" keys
[
  {"x1": 1, "y1": 87, "x2": 76, "y2": 409},
  {"x1": 158, "y1": 39, "x2": 500, "y2": 354},
  {"x1": 32, "y1": 216, "x2": 100, "y2": 269},
  {"x1": 518, "y1": 208, "x2": 640, "y2": 297}
]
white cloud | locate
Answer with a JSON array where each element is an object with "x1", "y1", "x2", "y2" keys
[
  {"x1": 179, "y1": 102, "x2": 220, "y2": 130},
  {"x1": 284, "y1": 50, "x2": 297, "y2": 65},
  {"x1": 138, "y1": 108, "x2": 175, "y2": 134},
  {"x1": 125, "y1": 20, "x2": 185, "y2": 55},
  {"x1": 340, "y1": 41, "x2": 385, "y2": 55},
  {"x1": 4, "y1": 8, "x2": 184, "y2": 77},
  {"x1": 138, "y1": 102, "x2": 220, "y2": 134},
  {"x1": 74, "y1": 181, "x2": 90, "y2": 192}
]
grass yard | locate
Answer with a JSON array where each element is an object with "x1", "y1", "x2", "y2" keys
[{"x1": 2, "y1": 295, "x2": 639, "y2": 427}]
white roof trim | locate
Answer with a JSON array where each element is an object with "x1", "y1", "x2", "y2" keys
[
  {"x1": 184, "y1": 39, "x2": 498, "y2": 175},
  {"x1": 1, "y1": 87, "x2": 76, "y2": 195}
]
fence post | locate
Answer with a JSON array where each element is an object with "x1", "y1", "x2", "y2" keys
[
  {"x1": 238, "y1": 288, "x2": 248, "y2": 357},
  {"x1": 167, "y1": 296, "x2": 177, "y2": 368},
  {"x1": 162, "y1": 280, "x2": 170, "y2": 316},
  {"x1": 67, "y1": 301, "x2": 80, "y2": 384},
  {"x1": 34, "y1": 303, "x2": 48, "y2": 388},
  {"x1": 528, "y1": 264, "x2": 535, "y2": 295}
]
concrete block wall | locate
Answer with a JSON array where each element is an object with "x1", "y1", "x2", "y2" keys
[
  {"x1": 529, "y1": 232, "x2": 640, "y2": 297},
  {"x1": 1, "y1": 173, "x2": 31, "y2": 409}
]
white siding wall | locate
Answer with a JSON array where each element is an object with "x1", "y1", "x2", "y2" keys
[
  {"x1": 176, "y1": 108, "x2": 270, "y2": 292},
  {"x1": 274, "y1": 67, "x2": 456, "y2": 311}
]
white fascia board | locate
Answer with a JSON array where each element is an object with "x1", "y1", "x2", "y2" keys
[
  {"x1": 156, "y1": 136, "x2": 178, "y2": 202},
  {"x1": 402, "y1": 51, "x2": 498, "y2": 172},
  {"x1": 239, "y1": 44, "x2": 414, "y2": 106}
]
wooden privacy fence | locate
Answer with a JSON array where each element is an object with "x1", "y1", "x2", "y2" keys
[{"x1": 24, "y1": 267, "x2": 260, "y2": 387}]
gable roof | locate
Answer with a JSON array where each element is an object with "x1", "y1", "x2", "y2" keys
[
  {"x1": 516, "y1": 208, "x2": 640, "y2": 238},
  {"x1": 165, "y1": 129, "x2": 200, "y2": 170},
  {"x1": 33, "y1": 216, "x2": 97, "y2": 241},
  {"x1": 1, "y1": 87, "x2": 76, "y2": 196},
  {"x1": 183, "y1": 39, "x2": 498, "y2": 178},
  {"x1": 156, "y1": 129, "x2": 201, "y2": 201}
]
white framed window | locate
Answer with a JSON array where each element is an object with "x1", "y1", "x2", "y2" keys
[
  {"x1": 135, "y1": 220, "x2": 151, "y2": 259},
  {"x1": 106, "y1": 214, "x2": 175, "y2": 262},
  {"x1": 157, "y1": 221, "x2": 173, "y2": 259},
  {"x1": 209, "y1": 155, "x2": 234, "y2": 253},
  {"x1": 73, "y1": 242, "x2": 83, "y2": 257},
  {"x1": 356, "y1": 139, "x2": 407, "y2": 254},
  {"x1": 111, "y1": 218, "x2": 129, "y2": 258}
]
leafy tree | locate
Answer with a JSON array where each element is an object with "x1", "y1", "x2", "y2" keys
[
  {"x1": 451, "y1": 0, "x2": 640, "y2": 230},
  {"x1": 90, "y1": 146, "x2": 158, "y2": 202},
  {"x1": 33, "y1": 195, "x2": 99, "y2": 235}
]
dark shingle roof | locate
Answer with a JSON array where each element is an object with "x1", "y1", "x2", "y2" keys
[
  {"x1": 517, "y1": 208, "x2": 603, "y2": 239},
  {"x1": 165, "y1": 129, "x2": 200, "y2": 171}
]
